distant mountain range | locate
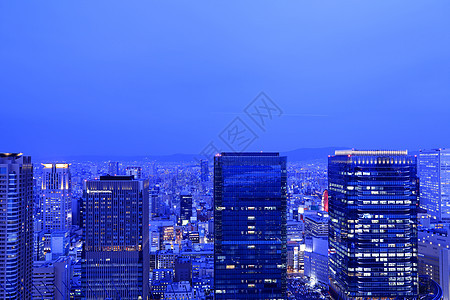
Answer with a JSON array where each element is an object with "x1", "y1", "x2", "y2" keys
[
  {"x1": 34, "y1": 147, "x2": 349, "y2": 163},
  {"x1": 281, "y1": 147, "x2": 347, "y2": 162},
  {"x1": 33, "y1": 147, "x2": 423, "y2": 163}
]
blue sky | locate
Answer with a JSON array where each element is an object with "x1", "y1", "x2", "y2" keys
[{"x1": 1, "y1": 1, "x2": 449, "y2": 157}]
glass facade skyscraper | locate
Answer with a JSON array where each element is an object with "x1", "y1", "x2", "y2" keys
[
  {"x1": 0, "y1": 153, "x2": 33, "y2": 299},
  {"x1": 418, "y1": 148, "x2": 450, "y2": 222},
  {"x1": 214, "y1": 152, "x2": 287, "y2": 300},
  {"x1": 179, "y1": 192, "x2": 193, "y2": 226},
  {"x1": 82, "y1": 175, "x2": 149, "y2": 299},
  {"x1": 328, "y1": 150, "x2": 419, "y2": 299},
  {"x1": 41, "y1": 163, "x2": 72, "y2": 232}
]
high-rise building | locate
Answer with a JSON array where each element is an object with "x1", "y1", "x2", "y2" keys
[
  {"x1": 33, "y1": 220, "x2": 45, "y2": 261},
  {"x1": 108, "y1": 161, "x2": 119, "y2": 176},
  {"x1": 150, "y1": 185, "x2": 160, "y2": 220},
  {"x1": 72, "y1": 196, "x2": 83, "y2": 227},
  {"x1": 214, "y1": 152, "x2": 287, "y2": 299},
  {"x1": 0, "y1": 153, "x2": 33, "y2": 299},
  {"x1": 179, "y1": 192, "x2": 192, "y2": 225},
  {"x1": 174, "y1": 257, "x2": 192, "y2": 283},
  {"x1": 440, "y1": 248, "x2": 450, "y2": 300},
  {"x1": 287, "y1": 220, "x2": 304, "y2": 242},
  {"x1": 418, "y1": 225, "x2": 450, "y2": 292},
  {"x1": 304, "y1": 211, "x2": 328, "y2": 238},
  {"x1": 304, "y1": 211, "x2": 329, "y2": 287},
  {"x1": 418, "y1": 148, "x2": 450, "y2": 222},
  {"x1": 200, "y1": 160, "x2": 209, "y2": 182},
  {"x1": 304, "y1": 236, "x2": 328, "y2": 287},
  {"x1": 125, "y1": 166, "x2": 142, "y2": 179},
  {"x1": 32, "y1": 257, "x2": 72, "y2": 300},
  {"x1": 328, "y1": 150, "x2": 419, "y2": 299},
  {"x1": 82, "y1": 175, "x2": 149, "y2": 299},
  {"x1": 41, "y1": 163, "x2": 72, "y2": 232}
]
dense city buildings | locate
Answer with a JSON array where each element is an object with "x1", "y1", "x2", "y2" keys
[
  {"x1": 41, "y1": 163, "x2": 72, "y2": 232},
  {"x1": 2, "y1": 148, "x2": 445, "y2": 300},
  {"x1": 214, "y1": 152, "x2": 287, "y2": 299},
  {"x1": 418, "y1": 148, "x2": 450, "y2": 222},
  {"x1": 0, "y1": 153, "x2": 34, "y2": 299},
  {"x1": 328, "y1": 150, "x2": 419, "y2": 299},
  {"x1": 82, "y1": 175, "x2": 149, "y2": 299}
]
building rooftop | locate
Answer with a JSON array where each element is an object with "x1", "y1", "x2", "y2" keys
[
  {"x1": 42, "y1": 163, "x2": 70, "y2": 169},
  {"x1": 220, "y1": 152, "x2": 280, "y2": 157},
  {"x1": 99, "y1": 175, "x2": 135, "y2": 181},
  {"x1": 0, "y1": 152, "x2": 23, "y2": 158},
  {"x1": 334, "y1": 150, "x2": 408, "y2": 156}
]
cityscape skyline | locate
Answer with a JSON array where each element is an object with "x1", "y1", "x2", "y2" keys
[
  {"x1": 1, "y1": 149, "x2": 449, "y2": 299},
  {"x1": 9, "y1": 146, "x2": 449, "y2": 164},
  {"x1": 1, "y1": 1, "x2": 449, "y2": 299}
]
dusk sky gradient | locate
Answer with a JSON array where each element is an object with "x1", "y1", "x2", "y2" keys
[{"x1": 1, "y1": 1, "x2": 450, "y2": 157}]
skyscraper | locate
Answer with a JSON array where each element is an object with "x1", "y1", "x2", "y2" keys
[
  {"x1": 328, "y1": 150, "x2": 419, "y2": 299},
  {"x1": 179, "y1": 192, "x2": 192, "y2": 225},
  {"x1": 82, "y1": 175, "x2": 149, "y2": 299},
  {"x1": 304, "y1": 211, "x2": 329, "y2": 238},
  {"x1": 150, "y1": 184, "x2": 160, "y2": 220},
  {"x1": 125, "y1": 166, "x2": 142, "y2": 179},
  {"x1": 418, "y1": 148, "x2": 450, "y2": 222},
  {"x1": 214, "y1": 152, "x2": 287, "y2": 299},
  {"x1": 41, "y1": 163, "x2": 72, "y2": 232},
  {"x1": 440, "y1": 248, "x2": 450, "y2": 300},
  {"x1": 0, "y1": 153, "x2": 33, "y2": 299},
  {"x1": 108, "y1": 161, "x2": 119, "y2": 176}
]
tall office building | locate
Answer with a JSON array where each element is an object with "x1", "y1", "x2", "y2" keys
[
  {"x1": 200, "y1": 159, "x2": 209, "y2": 182},
  {"x1": 440, "y1": 248, "x2": 450, "y2": 300},
  {"x1": 179, "y1": 192, "x2": 193, "y2": 225},
  {"x1": 418, "y1": 148, "x2": 450, "y2": 222},
  {"x1": 328, "y1": 150, "x2": 419, "y2": 299},
  {"x1": 304, "y1": 211, "x2": 329, "y2": 287},
  {"x1": 108, "y1": 161, "x2": 119, "y2": 176},
  {"x1": 42, "y1": 163, "x2": 72, "y2": 232},
  {"x1": 304, "y1": 211, "x2": 329, "y2": 238},
  {"x1": 418, "y1": 226, "x2": 450, "y2": 289},
  {"x1": 82, "y1": 175, "x2": 149, "y2": 299},
  {"x1": 150, "y1": 185, "x2": 160, "y2": 220},
  {"x1": 0, "y1": 153, "x2": 33, "y2": 299},
  {"x1": 304, "y1": 236, "x2": 328, "y2": 287},
  {"x1": 32, "y1": 257, "x2": 71, "y2": 300},
  {"x1": 125, "y1": 166, "x2": 142, "y2": 179},
  {"x1": 214, "y1": 152, "x2": 287, "y2": 299}
]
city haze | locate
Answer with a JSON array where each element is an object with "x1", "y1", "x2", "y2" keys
[{"x1": 1, "y1": 1, "x2": 450, "y2": 156}]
